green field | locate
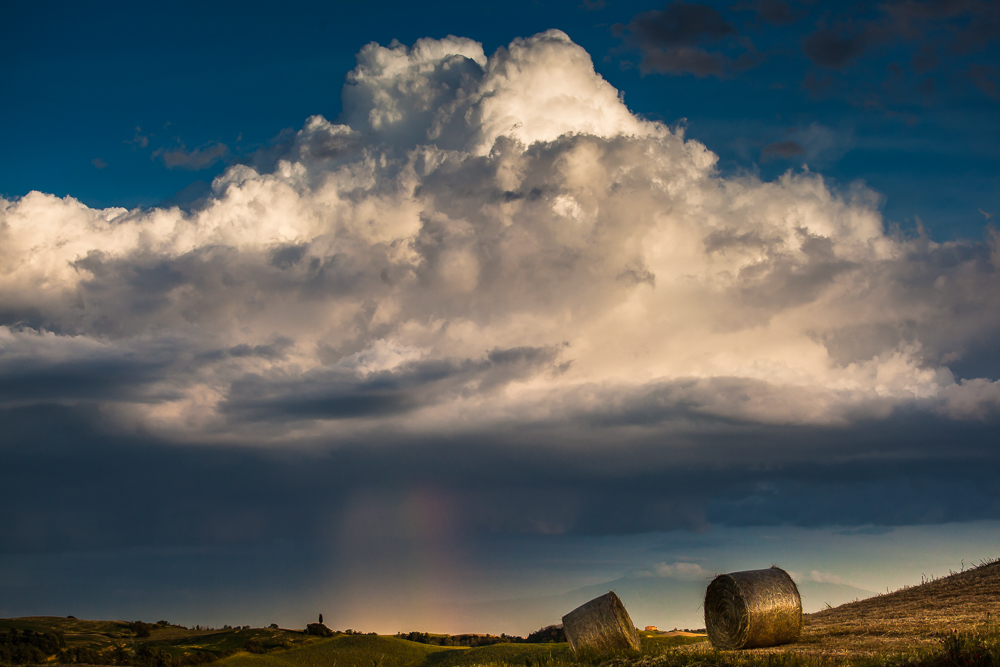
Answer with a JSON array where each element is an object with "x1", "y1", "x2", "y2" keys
[
  {"x1": 0, "y1": 618, "x2": 318, "y2": 666},
  {"x1": 216, "y1": 634, "x2": 449, "y2": 667},
  {"x1": 213, "y1": 633, "x2": 704, "y2": 667},
  {"x1": 0, "y1": 618, "x2": 708, "y2": 667}
]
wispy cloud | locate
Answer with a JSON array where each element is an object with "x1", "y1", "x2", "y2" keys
[
  {"x1": 761, "y1": 122, "x2": 853, "y2": 164},
  {"x1": 153, "y1": 141, "x2": 230, "y2": 170},
  {"x1": 636, "y1": 562, "x2": 711, "y2": 580},
  {"x1": 613, "y1": 1, "x2": 757, "y2": 76},
  {"x1": 789, "y1": 569, "x2": 851, "y2": 585},
  {"x1": 126, "y1": 126, "x2": 149, "y2": 148}
]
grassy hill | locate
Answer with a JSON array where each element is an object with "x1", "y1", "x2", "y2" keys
[
  {"x1": 0, "y1": 617, "x2": 320, "y2": 666},
  {"x1": 215, "y1": 634, "x2": 450, "y2": 667},
  {"x1": 796, "y1": 557, "x2": 1000, "y2": 657},
  {"x1": 0, "y1": 616, "x2": 701, "y2": 667},
  {"x1": 670, "y1": 557, "x2": 1000, "y2": 662}
]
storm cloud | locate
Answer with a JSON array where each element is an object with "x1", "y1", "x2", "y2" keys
[
  {"x1": 613, "y1": 2, "x2": 754, "y2": 76},
  {"x1": 2, "y1": 30, "x2": 1000, "y2": 551}
]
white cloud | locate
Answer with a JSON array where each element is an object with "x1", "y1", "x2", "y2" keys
[
  {"x1": 2, "y1": 31, "x2": 1000, "y2": 442},
  {"x1": 341, "y1": 30, "x2": 655, "y2": 154},
  {"x1": 635, "y1": 561, "x2": 710, "y2": 579},
  {"x1": 808, "y1": 570, "x2": 846, "y2": 584},
  {"x1": 934, "y1": 378, "x2": 1000, "y2": 420},
  {"x1": 657, "y1": 562, "x2": 711, "y2": 579},
  {"x1": 788, "y1": 569, "x2": 849, "y2": 586}
]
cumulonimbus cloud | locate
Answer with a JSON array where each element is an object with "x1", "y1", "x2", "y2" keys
[{"x1": 2, "y1": 29, "x2": 999, "y2": 444}]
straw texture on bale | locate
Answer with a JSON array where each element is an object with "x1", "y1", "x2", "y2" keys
[
  {"x1": 704, "y1": 567, "x2": 802, "y2": 650},
  {"x1": 562, "y1": 591, "x2": 640, "y2": 654}
]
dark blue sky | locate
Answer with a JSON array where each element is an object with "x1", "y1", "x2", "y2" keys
[
  {"x1": 2, "y1": 0, "x2": 999, "y2": 633},
  {"x1": 4, "y1": 0, "x2": 998, "y2": 236}
]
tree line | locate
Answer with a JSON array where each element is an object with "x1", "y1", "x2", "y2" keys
[
  {"x1": 0, "y1": 627, "x2": 219, "y2": 667},
  {"x1": 394, "y1": 625, "x2": 567, "y2": 647},
  {"x1": 1, "y1": 628, "x2": 65, "y2": 665}
]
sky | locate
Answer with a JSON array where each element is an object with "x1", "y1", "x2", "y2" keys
[{"x1": 2, "y1": 0, "x2": 999, "y2": 635}]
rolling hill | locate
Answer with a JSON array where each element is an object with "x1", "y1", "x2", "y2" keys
[
  {"x1": 2, "y1": 558, "x2": 998, "y2": 665},
  {"x1": 676, "y1": 557, "x2": 1000, "y2": 659},
  {"x1": 795, "y1": 557, "x2": 1000, "y2": 657}
]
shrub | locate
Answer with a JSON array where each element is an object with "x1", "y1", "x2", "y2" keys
[
  {"x1": 132, "y1": 646, "x2": 173, "y2": 667},
  {"x1": 305, "y1": 623, "x2": 334, "y2": 637},
  {"x1": 244, "y1": 639, "x2": 265, "y2": 655},
  {"x1": 128, "y1": 621, "x2": 155, "y2": 638},
  {"x1": 58, "y1": 646, "x2": 109, "y2": 664},
  {"x1": 525, "y1": 626, "x2": 567, "y2": 644},
  {"x1": 174, "y1": 651, "x2": 219, "y2": 667},
  {"x1": 1, "y1": 628, "x2": 65, "y2": 665}
]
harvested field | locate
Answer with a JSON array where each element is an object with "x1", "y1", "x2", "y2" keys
[{"x1": 679, "y1": 558, "x2": 1000, "y2": 660}]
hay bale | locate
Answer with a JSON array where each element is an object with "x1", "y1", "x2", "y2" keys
[
  {"x1": 562, "y1": 591, "x2": 640, "y2": 655},
  {"x1": 704, "y1": 566, "x2": 802, "y2": 650}
]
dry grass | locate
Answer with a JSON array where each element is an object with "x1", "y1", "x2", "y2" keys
[{"x1": 680, "y1": 557, "x2": 1000, "y2": 660}]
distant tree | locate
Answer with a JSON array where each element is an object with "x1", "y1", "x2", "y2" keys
[
  {"x1": 524, "y1": 625, "x2": 566, "y2": 643},
  {"x1": 127, "y1": 621, "x2": 153, "y2": 638},
  {"x1": 269, "y1": 624, "x2": 279, "y2": 629},
  {"x1": 318, "y1": 614, "x2": 323, "y2": 625}
]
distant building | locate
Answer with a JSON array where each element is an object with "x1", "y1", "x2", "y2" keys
[{"x1": 644, "y1": 626, "x2": 658, "y2": 632}]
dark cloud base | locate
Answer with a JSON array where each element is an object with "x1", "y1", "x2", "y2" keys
[{"x1": 3, "y1": 403, "x2": 998, "y2": 557}]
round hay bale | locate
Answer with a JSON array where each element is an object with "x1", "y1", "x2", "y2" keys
[
  {"x1": 704, "y1": 566, "x2": 802, "y2": 650},
  {"x1": 562, "y1": 591, "x2": 640, "y2": 655}
]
